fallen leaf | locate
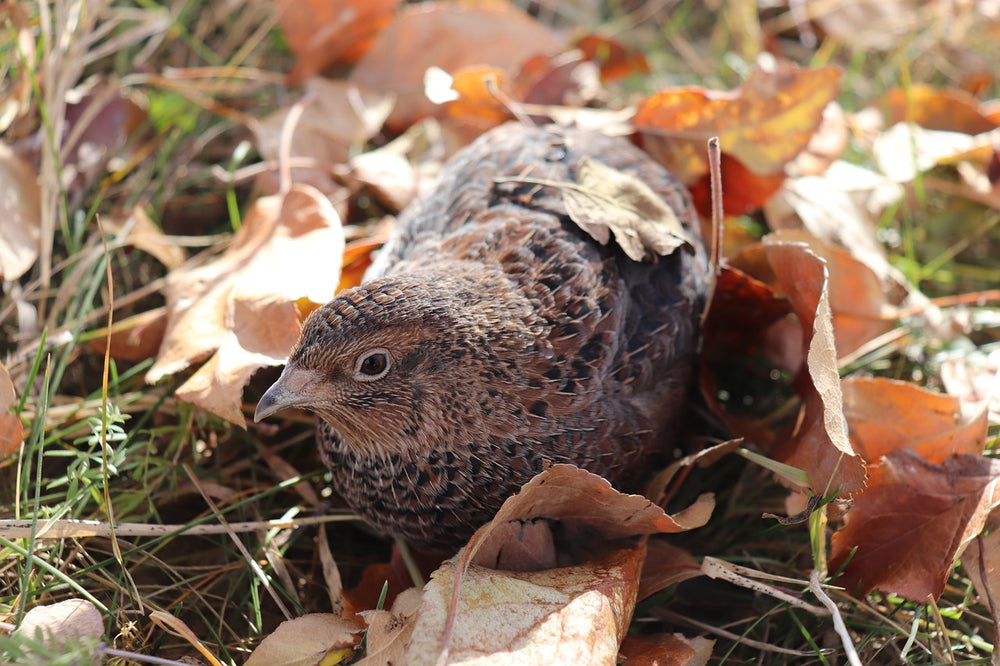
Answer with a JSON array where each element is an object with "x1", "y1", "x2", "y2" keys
[
  {"x1": 873, "y1": 122, "x2": 978, "y2": 183},
  {"x1": 843, "y1": 377, "x2": 988, "y2": 463},
  {"x1": 86, "y1": 307, "x2": 168, "y2": 363},
  {"x1": 962, "y1": 527, "x2": 1000, "y2": 627},
  {"x1": 814, "y1": 0, "x2": 925, "y2": 50},
  {"x1": 362, "y1": 547, "x2": 644, "y2": 666},
  {"x1": 830, "y1": 450, "x2": 1000, "y2": 600},
  {"x1": 637, "y1": 538, "x2": 703, "y2": 602},
  {"x1": 879, "y1": 84, "x2": 998, "y2": 134},
  {"x1": 751, "y1": 229, "x2": 894, "y2": 357},
  {"x1": 277, "y1": 0, "x2": 400, "y2": 85},
  {"x1": 763, "y1": 238, "x2": 866, "y2": 496},
  {"x1": 634, "y1": 62, "x2": 842, "y2": 181},
  {"x1": 438, "y1": 65, "x2": 513, "y2": 128},
  {"x1": 618, "y1": 633, "x2": 714, "y2": 666},
  {"x1": 0, "y1": 360, "x2": 23, "y2": 461},
  {"x1": 254, "y1": 78, "x2": 394, "y2": 196},
  {"x1": 700, "y1": 266, "x2": 799, "y2": 451},
  {"x1": 465, "y1": 465, "x2": 715, "y2": 572},
  {"x1": 575, "y1": 33, "x2": 650, "y2": 82},
  {"x1": 939, "y1": 348, "x2": 1000, "y2": 425},
  {"x1": 764, "y1": 161, "x2": 903, "y2": 280},
  {"x1": 244, "y1": 613, "x2": 363, "y2": 666},
  {"x1": 14, "y1": 599, "x2": 103, "y2": 656},
  {"x1": 103, "y1": 207, "x2": 186, "y2": 270},
  {"x1": 0, "y1": 141, "x2": 41, "y2": 281},
  {"x1": 686, "y1": 152, "x2": 786, "y2": 217},
  {"x1": 564, "y1": 157, "x2": 695, "y2": 262},
  {"x1": 349, "y1": 2, "x2": 560, "y2": 132},
  {"x1": 790, "y1": 101, "x2": 849, "y2": 176},
  {"x1": 147, "y1": 184, "x2": 344, "y2": 426}
]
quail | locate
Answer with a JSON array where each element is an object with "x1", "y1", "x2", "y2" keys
[{"x1": 255, "y1": 122, "x2": 708, "y2": 551}]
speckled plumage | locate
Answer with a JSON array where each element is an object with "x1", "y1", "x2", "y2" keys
[{"x1": 256, "y1": 123, "x2": 708, "y2": 550}]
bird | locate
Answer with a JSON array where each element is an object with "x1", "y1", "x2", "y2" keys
[{"x1": 255, "y1": 122, "x2": 708, "y2": 551}]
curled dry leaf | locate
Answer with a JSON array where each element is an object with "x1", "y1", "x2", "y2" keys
[
  {"x1": 348, "y1": 2, "x2": 560, "y2": 132},
  {"x1": 962, "y1": 528, "x2": 1000, "y2": 627},
  {"x1": 466, "y1": 464, "x2": 714, "y2": 571},
  {"x1": 843, "y1": 376, "x2": 989, "y2": 463},
  {"x1": 277, "y1": 0, "x2": 400, "y2": 85},
  {"x1": 0, "y1": 360, "x2": 22, "y2": 460},
  {"x1": 146, "y1": 184, "x2": 344, "y2": 426},
  {"x1": 873, "y1": 122, "x2": 979, "y2": 183},
  {"x1": 762, "y1": 238, "x2": 866, "y2": 496},
  {"x1": 563, "y1": 157, "x2": 695, "y2": 262},
  {"x1": 362, "y1": 548, "x2": 644, "y2": 666},
  {"x1": 243, "y1": 613, "x2": 363, "y2": 666},
  {"x1": 830, "y1": 450, "x2": 999, "y2": 601},
  {"x1": 0, "y1": 141, "x2": 41, "y2": 281},
  {"x1": 634, "y1": 61, "x2": 842, "y2": 180},
  {"x1": 103, "y1": 207, "x2": 186, "y2": 270},
  {"x1": 14, "y1": 599, "x2": 103, "y2": 655}
]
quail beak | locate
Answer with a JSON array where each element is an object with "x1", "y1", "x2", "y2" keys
[{"x1": 254, "y1": 363, "x2": 322, "y2": 422}]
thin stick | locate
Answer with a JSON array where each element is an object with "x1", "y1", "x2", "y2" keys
[{"x1": 700, "y1": 136, "x2": 723, "y2": 328}]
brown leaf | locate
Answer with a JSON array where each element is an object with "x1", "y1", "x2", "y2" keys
[
  {"x1": 830, "y1": 451, "x2": 1000, "y2": 600},
  {"x1": 564, "y1": 157, "x2": 695, "y2": 262},
  {"x1": 879, "y1": 84, "x2": 999, "y2": 134},
  {"x1": 86, "y1": 307, "x2": 168, "y2": 363},
  {"x1": 466, "y1": 465, "x2": 714, "y2": 572},
  {"x1": 255, "y1": 78, "x2": 394, "y2": 196},
  {"x1": 634, "y1": 62, "x2": 842, "y2": 181},
  {"x1": 575, "y1": 33, "x2": 650, "y2": 82},
  {"x1": 349, "y1": 2, "x2": 560, "y2": 132},
  {"x1": 763, "y1": 238, "x2": 866, "y2": 496},
  {"x1": 0, "y1": 141, "x2": 41, "y2": 281},
  {"x1": 103, "y1": 208, "x2": 186, "y2": 270},
  {"x1": 962, "y1": 527, "x2": 1000, "y2": 627},
  {"x1": 244, "y1": 613, "x2": 363, "y2": 666},
  {"x1": 362, "y1": 547, "x2": 645, "y2": 665},
  {"x1": 147, "y1": 185, "x2": 344, "y2": 426},
  {"x1": 618, "y1": 633, "x2": 714, "y2": 666},
  {"x1": 843, "y1": 377, "x2": 988, "y2": 463},
  {"x1": 686, "y1": 152, "x2": 786, "y2": 217},
  {"x1": 277, "y1": 0, "x2": 400, "y2": 85},
  {"x1": 637, "y1": 538, "x2": 703, "y2": 602},
  {"x1": 0, "y1": 360, "x2": 23, "y2": 462},
  {"x1": 762, "y1": 229, "x2": 894, "y2": 357}
]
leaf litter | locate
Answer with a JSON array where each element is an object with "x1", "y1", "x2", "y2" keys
[{"x1": 3, "y1": 2, "x2": 1000, "y2": 665}]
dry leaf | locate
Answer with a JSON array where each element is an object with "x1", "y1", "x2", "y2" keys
[
  {"x1": 0, "y1": 360, "x2": 22, "y2": 460},
  {"x1": 634, "y1": 61, "x2": 842, "y2": 181},
  {"x1": 255, "y1": 78, "x2": 394, "y2": 195},
  {"x1": 86, "y1": 306, "x2": 168, "y2": 363},
  {"x1": 843, "y1": 377, "x2": 989, "y2": 463},
  {"x1": 147, "y1": 185, "x2": 344, "y2": 426},
  {"x1": 362, "y1": 547, "x2": 644, "y2": 666},
  {"x1": 962, "y1": 527, "x2": 1000, "y2": 627},
  {"x1": 0, "y1": 141, "x2": 42, "y2": 281},
  {"x1": 873, "y1": 122, "x2": 977, "y2": 183},
  {"x1": 349, "y1": 2, "x2": 560, "y2": 132},
  {"x1": 277, "y1": 0, "x2": 400, "y2": 85},
  {"x1": 575, "y1": 33, "x2": 650, "y2": 82},
  {"x1": 763, "y1": 238, "x2": 866, "y2": 496},
  {"x1": 879, "y1": 84, "x2": 998, "y2": 134},
  {"x1": 564, "y1": 157, "x2": 695, "y2": 262},
  {"x1": 830, "y1": 450, "x2": 1000, "y2": 600},
  {"x1": 244, "y1": 613, "x2": 363, "y2": 666},
  {"x1": 103, "y1": 207, "x2": 186, "y2": 270},
  {"x1": 14, "y1": 599, "x2": 103, "y2": 656},
  {"x1": 618, "y1": 633, "x2": 714, "y2": 666},
  {"x1": 466, "y1": 465, "x2": 714, "y2": 571},
  {"x1": 939, "y1": 348, "x2": 1000, "y2": 424}
]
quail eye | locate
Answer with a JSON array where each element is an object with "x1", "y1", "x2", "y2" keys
[{"x1": 354, "y1": 348, "x2": 390, "y2": 381}]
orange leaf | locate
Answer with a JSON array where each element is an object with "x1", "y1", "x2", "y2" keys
[
  {"x1": 843, "y1": 377, "x2": 988, "y2": 463},
  {"x1": 830, "y1": 451, "x2": 1000, "y2": 600},
  {"x1": 278, "y1": 0, "x2": 400, "y2": 85},
  {"x1": 634, "y1": 62, "x2": 842, "y2": 181},
  {"x1": 686, "y1": 153, "x2": 785, "y2": 217},
  {"x1": 442, "y1": 65, "x2": 513, "y2": 127},
  {"x1": 763, "y1": 238, "x2": 866, "y2": 496},
  {"x1": 879, "y1": 84, "x2": 998, "y2": 135},
  {"x1": 349, "y1": 2, "x2": 560, "y2": 132},
  {"x1": 575, "y1": 33, "x2": 650, "y2": 82},
  {"x1": 0, "y1": 361, "x2": 22, "y2": 461}
]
